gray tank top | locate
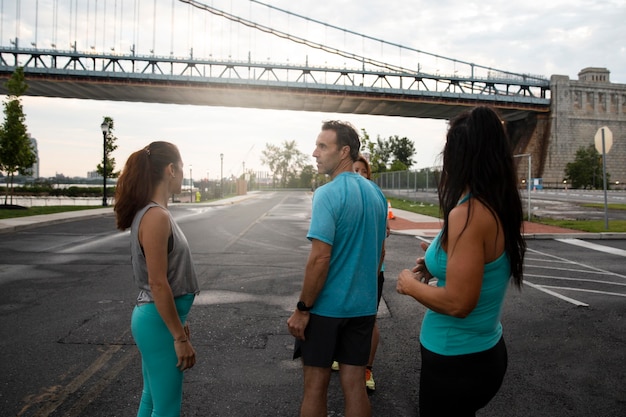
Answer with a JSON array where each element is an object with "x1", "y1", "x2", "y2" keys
[{"x1": 130, "y1": 202, "x2": 199, "y2": 305}]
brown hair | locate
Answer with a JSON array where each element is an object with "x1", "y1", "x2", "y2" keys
[
  {"x1": 114, "y1": 141, "x2": 181, "y2": 230},
  {"x1": 354, "y1": 154, "x2": 372, "y2": 179},
  {"x1": 321, "y1": 120, "x2": 361, "y2": 161}
]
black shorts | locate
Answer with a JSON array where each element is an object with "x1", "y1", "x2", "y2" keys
[{"x1": 293, "y1": 314, "x2": 376, "y2": 368}]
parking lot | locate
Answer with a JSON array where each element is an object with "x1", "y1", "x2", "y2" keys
[{"x1": 1, "y1": 192, "x2": 625, "y2": 416}]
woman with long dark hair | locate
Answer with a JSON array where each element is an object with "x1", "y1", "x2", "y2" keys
[
  {"x1": 397, "y1": 106, "x2": 526, "y2": 416},
  {"x1": 115, "y1": 141, "x2": 199, "y2": 417}
]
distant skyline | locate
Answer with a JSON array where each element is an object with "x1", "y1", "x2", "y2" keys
[{"x1": 2, "y1": 0, "x2": 624, "y2": 179}]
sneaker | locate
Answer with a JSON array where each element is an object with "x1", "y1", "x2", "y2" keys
[
  {"x1": 331, "y1": 361, "x2": 340, "y2": 371},
  {"x1": 365, "y1": 368, "x2": 375, "y2": 392}
]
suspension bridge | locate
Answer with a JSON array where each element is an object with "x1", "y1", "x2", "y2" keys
[{"x1": 0, "y1": 0, "x2": 551, "y2": 122}]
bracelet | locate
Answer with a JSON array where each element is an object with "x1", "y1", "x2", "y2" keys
[{"x1": 174, "y1": 338, "x2": 188, "y2": 343}]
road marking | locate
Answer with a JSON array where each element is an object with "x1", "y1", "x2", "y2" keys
[
  {"x1": 556, "y1": 238, "x2": 626, "y2": 257},
  {"x1": 526, "y1": 248, "x2": 626, "y2": 281},
  {"x1": 524, "y1": 280, "x2": 589, "y2": 307},
  {"x1": 526, "y1": 273, "x2": 626, "y2": 287},
  {"x1": 64, "y1": 348, "x2": 137, "y2": 417},
  {"x1": 20, "y1": 330, "x2": 133, "y2": 417},
  {"x1": 22, "y1": 344, "x2": 123, "y2": 417},
  {"x1": 222, "y1": 194, "x2": 290, "y2": 251},
  {"x1": 524, "y1": 247, "x2": 626, "y2": 306},
  {"x1": 539, "y1": 285, "x2": 626, "y2": 298},
  {"x1": 527, "y1": 264, "x2": 616, "y2": 275}
]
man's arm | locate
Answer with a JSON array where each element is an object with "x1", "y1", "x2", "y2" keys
[{"x1": 286, "y1": 239, "x2": 332, "y2": 340}]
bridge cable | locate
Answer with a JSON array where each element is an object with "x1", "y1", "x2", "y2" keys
[
  {"x1": 248, "y1": 0, "x2": 542, "y2": 81},
  {"x1": 152, "y1": 0, "x2": 156, "y2": 54},
  {"x1": 16, "y1": 0, "x2": 20, "y2": 45},
  {"x1": 34, "y1": 0, "x2": 38, "y2": 47},
  {"x1": 178, "y1": 0, "x2": 417, "y2": 75},
  {"x1": 179, "y1": 0, "x2": 541, "y2": 82},
  {"x1": 171, "y1": 0, "x2": 175, "y2": 55}
]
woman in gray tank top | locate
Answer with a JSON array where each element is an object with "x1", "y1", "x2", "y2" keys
[{"x1": 114, "y1": 141, "x2": 199, "y2": 417}]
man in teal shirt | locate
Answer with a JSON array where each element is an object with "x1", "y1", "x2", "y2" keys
[{"x1": 287, "y1": 120, "x2": 387, "y2": 417}]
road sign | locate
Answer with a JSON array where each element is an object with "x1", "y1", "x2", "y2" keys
[
  {"x1": 594, "y1": 126, "x2": 613, "y2": 154},
  {"x1": 594, "y1": 126, "x2": 613, "y2": 230}
]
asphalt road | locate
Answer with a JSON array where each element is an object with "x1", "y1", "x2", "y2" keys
[{"x1": 1, "y1": 191, "x2": 625, "y2": 417}]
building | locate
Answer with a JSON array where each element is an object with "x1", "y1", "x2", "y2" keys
[{"x1": 25, "y1": 135, "x2": 40, "y2": 178}]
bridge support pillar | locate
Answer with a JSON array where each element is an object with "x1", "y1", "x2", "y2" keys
[{"x1": 506, "y1": 112, "x2": 551, "y2": 183}]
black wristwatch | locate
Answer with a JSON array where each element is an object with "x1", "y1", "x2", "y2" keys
[{"x1": 297, "y1": 301, "x2": 313, "y2": 312}]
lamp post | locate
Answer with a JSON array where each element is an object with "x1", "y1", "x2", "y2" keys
[
  {"x1": 100, "y1": 121, "x2": 110, "y2": 206},
  {"x1": 514, "y1": 153, "x2": 532, "y2": 221},
  {"x1": 220, "y1": 153, "x2": 224, "y2": 197},
  {"x1": 189, "y1": 165, "x2": 193, "y2": 203}
]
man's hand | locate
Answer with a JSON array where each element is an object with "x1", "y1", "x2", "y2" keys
[{"x1": 287, "y1": 310, "x2": 310, "y2": 341}]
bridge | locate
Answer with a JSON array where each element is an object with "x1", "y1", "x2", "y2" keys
[
  {"x1": 0, "y1": 0, "x2": 623, "y2": 184},
  {"x1": 0, "y1": 0, "x2": 550, "y2": 123}
]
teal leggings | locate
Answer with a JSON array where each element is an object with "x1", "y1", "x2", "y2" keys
[{"x1": 131, "y1": 294, "x2": 195, "y2": 417}]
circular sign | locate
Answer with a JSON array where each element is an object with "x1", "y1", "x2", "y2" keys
[{"x1": 594, "y1": 126, "x2": 613, "y2": 154}]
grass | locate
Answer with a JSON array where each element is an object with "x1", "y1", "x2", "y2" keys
[
  {"x1": 538, "y1": 203, "x2": 626, "y2": 232},
  {"x1": 386, "y1": 197, "x2": 441, "y2": 218},
  {"x1": 387, "y1": 196, "x2": 626, "y2": 233},
  {"x1": 581, "y1": 203, "x2": 626, "y2": 211},
  {"x1": 533, "y1": 218, "x2": 626, "y2": 233},
  {"x1": 0, "y1": 205, "x2": 103, "y2": 220}
]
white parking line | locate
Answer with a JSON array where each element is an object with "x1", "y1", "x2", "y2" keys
[
  {"x1": 525, "y1": 274, "x2": 626, "y2": 287},
  {"x1": 556, "y1": 238, "x2": 626, "y2": 257},
  {"x1": 524, "y1": 280, "x2": 589, "y2": 307},
  {"x1": 539, "y1": 285, "x2": 626, "y2": 298},
  {"x1": 524, "y1": 247, "x2": 626, "y2": 306},
  {"x1": 527, "y1": 248, "x2": 626, "y2": 281}
]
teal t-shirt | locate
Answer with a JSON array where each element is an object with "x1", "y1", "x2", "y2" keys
[
  {"x1": 307, "y1": 172, "x2": 387, "y2": 318},
  {"x1": 420, "y1": 230, "x2": 511, "y2": 355}
]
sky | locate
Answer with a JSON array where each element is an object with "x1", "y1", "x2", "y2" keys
[{"x1": 2, "y1": 0, "x2": 625, "y2": 179}]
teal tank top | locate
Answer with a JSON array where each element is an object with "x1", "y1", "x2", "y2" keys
[{"x1": 420, "y1": 195, "x2": 511, "y2": 355}]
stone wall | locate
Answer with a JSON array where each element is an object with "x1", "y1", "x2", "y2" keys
[{"x1": 541, "y1": 70, "x2": 626, "y2": 188}]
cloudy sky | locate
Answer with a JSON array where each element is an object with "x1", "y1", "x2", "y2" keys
[{"x1": 2, "y1": 0, "x2": 625, "y2": 179}]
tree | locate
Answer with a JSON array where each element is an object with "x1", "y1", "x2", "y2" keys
[
  {"x1": 564, "y1": 144, "x2": 610, "y2": 189},
  {"x1": 96, "y1": 116, "x2": 120, "y2": 180},
  {"x1": 389, "y1": 159, "x2": 408, "y2": 172},
  {"x1": 261, "y1": 140, "x2": 309, "y2": 188},
  {"x1": 388, "y1": 135, "x2": 416, "y2": 169},
  {"x1": 0, "y1": 67, "x2": 36, "y2": 205},
  {"x1": 360, "y1": 129, "x2": 391, "y2": 174},
  {"x1": 360, "y1": 130, "x2": 416, "y2": 173},
  {"x1": 298, "y1": 164, "x2": 316, "y2": 189}
]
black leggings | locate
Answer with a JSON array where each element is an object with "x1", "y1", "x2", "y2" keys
[{"x1": 419, "y1": 336, "x2": 508, "y2": 417}]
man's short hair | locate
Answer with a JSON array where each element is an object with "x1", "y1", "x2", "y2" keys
[{"x1": 321, "y1": 120, "x2": 361, "y2": 161}]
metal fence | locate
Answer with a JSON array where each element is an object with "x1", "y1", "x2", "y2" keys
[{"x1": 372, "y1": 169, "x2": 441, "y2": 192}]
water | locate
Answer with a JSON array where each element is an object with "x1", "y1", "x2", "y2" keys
[{"x1": 5, "y1": 196, "x2": 106, "y2": 207}]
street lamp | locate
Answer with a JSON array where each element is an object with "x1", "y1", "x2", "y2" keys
[
  {"x1": 220, "y1": 153, "x2": 224, "y2": 197},
  {"x1": 100, "y1": 121, "x2": 110, "y2": 206},
  {"x1": 514, "y1": 153, "x2": 532, "y2": 221},
  {"x1": 189, "y1": 165, "x2": 193, "y2": 203}
]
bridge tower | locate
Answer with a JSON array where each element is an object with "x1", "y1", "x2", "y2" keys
[{"x1": 538, "y1": 68, "x2": 625, "y2": 188}]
